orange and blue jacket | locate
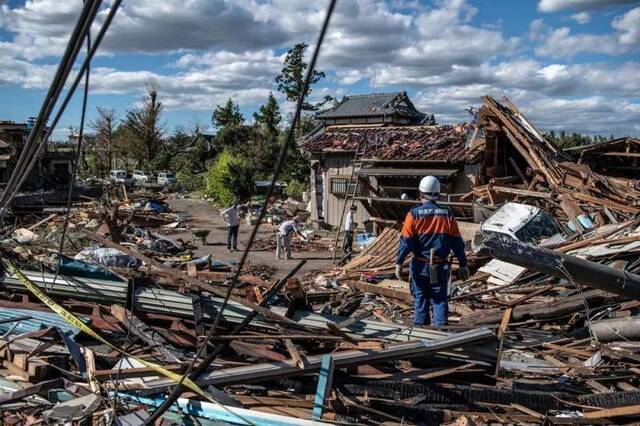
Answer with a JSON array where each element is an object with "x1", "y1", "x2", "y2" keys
[{"x1": 397, "y1": 201, "x2": 467, "y2": 266}]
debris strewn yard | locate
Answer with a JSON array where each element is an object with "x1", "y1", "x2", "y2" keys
[{"x1": 0, "y1": 1, "x2": 639, "y2": 423}]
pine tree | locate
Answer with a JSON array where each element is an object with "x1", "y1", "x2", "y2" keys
[
  {"x1": 275, "y1": 43, "x2": 325, "y2": 111},
  {"x1": 253, "y1": 93, "x2": 281, "y2": 140},
  {"x1": 212, "y1": 98, "x2": 244, "y2": 129}
]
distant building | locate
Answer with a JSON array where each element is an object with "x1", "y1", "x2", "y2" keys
[
  {"x1": 0, "y1": 120, "x2": 75, "y2": 188},
  {"x1": 314, "y1": 92, "x2": 434, "y2": 127}
]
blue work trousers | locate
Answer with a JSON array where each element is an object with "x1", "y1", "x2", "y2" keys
[{"x1": 410, "y1": 261, "x2": 450, "y2": 326}]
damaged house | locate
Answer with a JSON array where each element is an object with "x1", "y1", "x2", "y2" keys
[
  {"x1": 0, "y1": 120, "x2": 75, "y2": 187},
  {"x1": 301, "y1": 92, "x2": 481, "y2": 230},
  {"x1": 303, "y1": 93, "x2": 640, "y2": 232}
]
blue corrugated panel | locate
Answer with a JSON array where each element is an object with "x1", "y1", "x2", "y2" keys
[{"x1": 0, "y1": 308, "x2": 81, "y2": 336}]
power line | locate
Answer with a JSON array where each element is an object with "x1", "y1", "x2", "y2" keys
[
  {"x1": 0, "y1": 0, "x2": 102, "y2": 217},
  {"x1": 143, "y1": 0, "x2": 338, "y2": 422}
]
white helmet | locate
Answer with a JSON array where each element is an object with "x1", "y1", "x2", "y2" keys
[
  {"x1": 419, "y1": 176, "x2": 440, "y2": 199},
  {"x1": 400, "y1": 193, "x2": 409, "y2": 200}
]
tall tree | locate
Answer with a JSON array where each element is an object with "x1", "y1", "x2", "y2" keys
[
  {"x1": 123, "y1": 82, "x2": 164, "y2": 164},
  {"x1": 89, "y1": 106, "x2": 117, "y2": 174},
  {"x1": 253, "y1": 92, "x2": 281, "y2": 140},
  {"x1": 212, "y1": 98, "x2": 244, "y2": 129},
  {"x1": 275, "y1": 43, "x2": 325, "y2": 111}
]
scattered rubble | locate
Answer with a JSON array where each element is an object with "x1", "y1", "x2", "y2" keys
[{"x1": 0, "y1": 97, "x2": 640, "y2": 425}]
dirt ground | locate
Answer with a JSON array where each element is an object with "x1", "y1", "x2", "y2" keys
[{"x1": 166, "y1": 197, "x2": 335, "y2": 278}]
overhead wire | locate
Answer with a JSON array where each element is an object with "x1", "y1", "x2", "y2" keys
[
  {"x1": 52, "y1": 25, "x2": 92, "y2": 288},
  {"x1": 0, "y1": 0, "x2": 102, "y2": 217},
  {"x1": 143, "y1": 0, "x2": 338, "y2": 422},
  {"x1": 0, "y1": 0, "x2": 123, "y2": 221}
]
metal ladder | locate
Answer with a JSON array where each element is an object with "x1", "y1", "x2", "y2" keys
[{"x1": 331, "y1": 144, "x2": 366, "y2": 263}]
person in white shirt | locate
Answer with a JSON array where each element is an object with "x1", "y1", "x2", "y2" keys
[
  {"x1": 343, "y1": 205, "x2": 358, "y2": 254},
  {"x1": 221, "y1": 201, "x2": 240, "y2": 251},
  {"x1": 276, "y1": 217, "x2": 306, "y2": 260}
]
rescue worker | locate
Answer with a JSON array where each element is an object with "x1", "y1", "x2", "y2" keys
[
  {"x1": 343, "y1": 204, "x2": 358, "y2": 255},
  {"x1": 395, "y1": 176, "x2": 470, "y2": 326},
  {"x1": 276, "y1": 217, "x2": 307, "y2": 260}
]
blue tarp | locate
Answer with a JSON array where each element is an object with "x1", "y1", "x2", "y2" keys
[{"x1": 58, "y1": 255, "x2": 125, "y2": 282}]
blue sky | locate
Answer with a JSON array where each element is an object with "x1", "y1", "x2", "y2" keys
[{"x1": 0, "y1": 0, "x2": 638, "y2": 139}]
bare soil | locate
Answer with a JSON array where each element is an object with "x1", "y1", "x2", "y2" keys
[{"x1": 166, "y1": 197, "x2": 335, "y2": 278}]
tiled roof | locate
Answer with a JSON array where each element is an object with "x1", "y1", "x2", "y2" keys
[
  {"x1": 301, "y1": 124, "x2": 474, "y2": 162},
  {"x1": 316, "y1": 92, "x2": 421, "y2": 119}
]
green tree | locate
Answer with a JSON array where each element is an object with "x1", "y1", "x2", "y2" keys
[
  {"x1": 122, "y1": 82, "x2": 164, "y2": 164},
  {"x1": 212, "y1": 98, "x2": 244, "y2": 129},
  {"x1": 275, "y1": 43, "x2": 325, "y2": 111},
  {"x1": 204, "y1": 150, "x2": 255, "y2": 206},
  {"x1": 249, "y1": 93, "x2": 282, "y2": 175},
  {"x1": 253, "y1": 92, "x2": 281, "y2": 140}
]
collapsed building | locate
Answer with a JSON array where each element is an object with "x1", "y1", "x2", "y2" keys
[
  {"x1": 303, "y1": 94, "x2": 640, "y2": 233},
  {"x1": 565, "y1": 136, "x2": 640, "y2": 179},
  {"x1": 0, "y1": 120, "x2": 75, "y2": 188}
]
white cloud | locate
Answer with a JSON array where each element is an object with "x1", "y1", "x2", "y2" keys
[
  {"x1": 532, "y1": 8, "x2": 640, "y2": 59},
  {"x1": 534, "y1": 27, "x2": 625, "y2": 58},
  {"x1": 537, "y1": 0, "x2": 640, "y2": 12},
  {"x1": 571, "y1": 11, "x2": 591, "y2": 23},
  {"x1": 612, "y1": 6, "x2": 640, "y2": 44},
  {"x1": 0, "y1": 0, "x2": 638, "y2": 135},
  {"x1": 89, "y1": 49, "x2": 285, "y2": 110},
  {"x1": 101, "y1": 0, "x2": 290, "y2": 53}
]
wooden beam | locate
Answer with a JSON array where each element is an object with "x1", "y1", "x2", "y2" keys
[
  {"x1": 284, "y1": 338, "x2": 306, "y2": 369},
  {"x1": 585, "y1": 405, "x2": 640, "y2": 419},
  {"x1": 198, "y1": 328, "x2": 494, "y2": 387}
]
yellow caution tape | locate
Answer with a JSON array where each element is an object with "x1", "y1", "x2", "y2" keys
[
  {"x1": 4, "y1": 260, "x2": 256, "y2": 425},
  {"x1": 3, "y1": 260, "x2": 207, "y2": 398}
]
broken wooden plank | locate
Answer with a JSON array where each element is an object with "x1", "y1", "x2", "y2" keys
[
  {"x1": 585, "y1": 405, "x2": 640, "y2": 419},
  {"x1": 346, "y1": 280, "x2": 413, "y2": 302}
]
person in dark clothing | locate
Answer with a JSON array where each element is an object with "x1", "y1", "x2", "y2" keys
[{"x1": 221, "y1": 202, "x2": 240, "y2": 251}]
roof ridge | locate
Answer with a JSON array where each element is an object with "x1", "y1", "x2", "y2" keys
[{"x1": 344, "y1": 92, "x2": 400, "y2": 98}]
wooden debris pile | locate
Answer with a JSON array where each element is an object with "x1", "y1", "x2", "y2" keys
[{"x1": 473, "y1": 96, "x2": 640, "y2": 222}]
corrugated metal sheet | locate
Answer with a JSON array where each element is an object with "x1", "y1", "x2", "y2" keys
[
  {"x1": 2, "y1": 270, "x2": 128, "y2": 303},
  {"x1": 2, "y1": 269, "x2": 448, "y2": 343},
  {"x1": 0, "y1": 307, "x2": 81, "y2": 336}
]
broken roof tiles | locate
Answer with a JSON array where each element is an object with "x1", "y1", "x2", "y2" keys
[{"x1": 301, "y1": 124, "x2": 475, "y2": 162}]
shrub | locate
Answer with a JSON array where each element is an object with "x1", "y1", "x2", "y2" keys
[
  {"x1": 176, "y1": 170, "x2": 204, "y2": 192},
  {"x1": 285, "y1": 179, "x2": 308, "y2": 201},
  {"x1": 204, "y1": 150, "x2": 255, "y2": 206}
]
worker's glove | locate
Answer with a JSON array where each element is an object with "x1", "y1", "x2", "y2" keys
[
  {"x1": 394, "y1": 264, "x2": 403, "y2": 281},
  {"x1": 459, "y1": 266, "x2": 470, "y2": 281}
]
